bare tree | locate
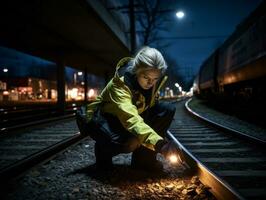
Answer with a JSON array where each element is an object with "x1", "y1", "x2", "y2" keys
[
  {"x1": 107, "y1": 0, "x2": 186, "y2": 87},
  {"x1": 135, "y1": 0, "x2": 173, "y2": 46},
  {"x1": 107, "y1": 0, "x2": 176, "y2": 50}
]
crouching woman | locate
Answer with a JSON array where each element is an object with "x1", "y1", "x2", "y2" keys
[{"x1": 77, "y1": 46, "x2": 179, "y2": 171}]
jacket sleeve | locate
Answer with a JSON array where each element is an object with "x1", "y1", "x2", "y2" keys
[{"x1": 104, "y1": 79, "x2": 163, "y2": 151}]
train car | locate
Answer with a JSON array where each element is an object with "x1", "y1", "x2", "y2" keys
[
  {"x1": 217, "y1": 1, "x2": 266, "y2": 102},
  {"x1": 198, "y1": 49, "x2": 219, "y2": 99},
  {"x1": 196, "y1": 1, "x2": 266, "y2": 104}
]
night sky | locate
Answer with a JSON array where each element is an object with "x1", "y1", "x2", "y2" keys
[
  {"x1": 0, "y1": 47, "x2": 56, "y2": 80},
  {"x1": 0, "y1": 0, "x2": 263, "y2": 91},
  {"x1": 157, "y1": 0, "x2": 262, "y2": 85}
]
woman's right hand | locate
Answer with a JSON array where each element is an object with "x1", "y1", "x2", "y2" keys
[{"x1": 155, "y1": 140, "x2": 184, "y2": 164}]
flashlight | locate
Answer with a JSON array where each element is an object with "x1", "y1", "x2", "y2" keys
[{"x1": 168, "y1": 154, "x2": 178, "y2": 163}]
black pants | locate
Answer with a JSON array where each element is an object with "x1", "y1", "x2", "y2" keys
[{"x1": 89, "y1": 101, "x2": 176, "y2": 161}]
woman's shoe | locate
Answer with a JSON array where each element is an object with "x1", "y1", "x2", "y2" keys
[
  {"x1": 131, "y1": 146, "x2": 164, "y2": 172},
  {"x1": 94, "y1": 143, "x2": 113, "y2": 170},
  {"x1": 131, "y1": 158, "x2": 163, "y2": 172}
]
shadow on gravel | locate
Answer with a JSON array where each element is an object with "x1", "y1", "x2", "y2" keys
[{"x1": 68, "y1": 163, "x2": 189, "y2": 186}]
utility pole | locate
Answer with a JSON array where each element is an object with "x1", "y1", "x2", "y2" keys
[{"x1": 129, "y1": 0, "x2": 136, "y2": 54}]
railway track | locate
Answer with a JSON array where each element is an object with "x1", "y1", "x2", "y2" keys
[
  {"x1": 1, "y1": 99, "x2": 265, "y2": 200},
  {"x1": 168, "y1": 99, "x2": 266, "y2": 200},
  {"x1": 0, "y1": 102, "x2": 82, "y2": 133},
  {"x1": 0, "y1": 118, "x2": 84, "y2": 182},
  {"x1": 0, "y1": 107, "x2": 218, "y2": 200}
]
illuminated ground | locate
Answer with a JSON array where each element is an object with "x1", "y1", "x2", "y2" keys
[{"x1": 2, "y1": 138, "x2": 215, "y2": 200}]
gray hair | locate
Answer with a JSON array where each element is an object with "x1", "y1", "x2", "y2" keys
[{"x1": 130, "y1": 46, "x2": 167, "y2": 74}]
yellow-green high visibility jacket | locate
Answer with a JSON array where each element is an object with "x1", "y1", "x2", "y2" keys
[{"x1": 86, "y1": 57, "x2": 168, "y2": 151}]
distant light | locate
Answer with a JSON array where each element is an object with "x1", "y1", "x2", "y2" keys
[
  {"x1": 3, "y1": 68, "x2": 8, "y2": 72},
  {"x1": 70, "y1": 88, "x2": 78, "y2": 99},
  {"x1": 176, "y1": 11, "x2": 185, "y2": 19},
  {"x1": 175, "y1": 83, "x2": 180, "y2": 88},
  {"x1": 88, "y1": 89, "x2": 95, "y2": 98},
  {"x1": 3, "y1": 91, "x2": 9, "y2": 95},
  {"x1": 77, "y1": 72, "x2": 83, "y2": 76}
]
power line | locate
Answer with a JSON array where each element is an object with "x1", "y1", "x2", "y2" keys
[{"x1": 153, "y1": 35, "x2": 229, "y2": 41}]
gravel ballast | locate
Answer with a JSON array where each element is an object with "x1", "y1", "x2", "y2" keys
[
  {"x1": 2, "y1": 137, "x2": 216, "y2": 200},
  {"x1": 188, "y1": 98, "x2": 266, "y2": 142}
]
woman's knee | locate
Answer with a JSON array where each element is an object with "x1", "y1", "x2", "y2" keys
[
  {"x1": 157, "y1": 102, "x2": 176, "y2": 116},
  {"x1": 167, "y1": 103, "x2": 176, "y2": 115}
]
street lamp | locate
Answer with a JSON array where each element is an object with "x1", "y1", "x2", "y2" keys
[
  {"x1": 175, "y1": 83, "x2": 182, "y2": 96},
  {"x1": 176, "y1": 11, "x2": 185, "y2": 19},
  {"x1": 3, "y1": 68, "x2": 8, "y2": 73}
]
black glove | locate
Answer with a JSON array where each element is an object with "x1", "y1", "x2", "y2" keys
[
  {"x1": 155, "y1": 139, "x2": 167, "y2": 154},
  {"x1": 155, "y1": 140, "x2": 184, "y2": 164},
  {"x1": 155, "y1": 140, "x2": 175, "y2": 156}
]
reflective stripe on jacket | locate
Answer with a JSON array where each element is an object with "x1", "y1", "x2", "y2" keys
[{"x1": 86, "y1": 57, "x2": 167, "y2": 151}]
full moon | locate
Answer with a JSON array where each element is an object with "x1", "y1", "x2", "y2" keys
[{"x1": 176, "y1": 11, "x2": 185, "y2": 19}]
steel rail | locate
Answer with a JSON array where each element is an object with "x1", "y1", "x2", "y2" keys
[
  {"x1": 185, "y1": 98, "x2": 266, "y2": 147},
  {"x1": 0, "y1": 113, "x2": 76, "y2": 136},
  {"x1": 0, "y1": 132, "x2": 86, "y2": 184},
  {"x1": 167, "y1": 130, "x2": 245, "y2": 200}
]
